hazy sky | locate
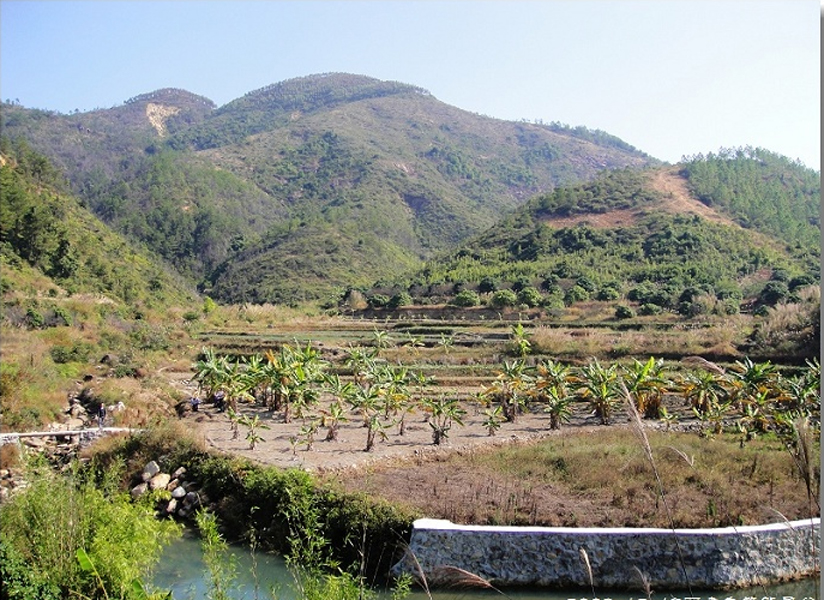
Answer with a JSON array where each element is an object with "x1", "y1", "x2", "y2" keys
[{"x1": 1, "y1": 1, "x2": 819, "y2": 169}]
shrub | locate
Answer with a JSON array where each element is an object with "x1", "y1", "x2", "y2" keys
[
  {"x1": 615, "y1": 304, "x2": 635, "y2": 319},
  {"x1": 575, "y1": 276, "x2": 598, "y2": 293},
  {"x1": 597, "y1": 287, "x2": 621, "y2": 301},
  {"x1": 450, "y1": 289, "x2": 480, "y2": 307},
  {"x1": 489, "y1": 289, "x2": 518, "y2": 309},
  {"x1": 49, "y1": 342, "x2": 95, "y2": 364},
  {"x1": 202, "y1": 296, "x2": 217, "y2": 314},
  {"x1": 25, "y1": 307, "x2": 45, "y2": 329},
  {"x1": 639, "y1": 303, "x2": 663, "y2": 316},
  {"x1": 511, "y1": 276, "x2": 532, "y2": 292},
  {"x1": 478, "y1": 276, "x2": 498, "y2": 294},
  {"x1": 366, "y1": 294, "x2": 390, "y2": 309},
  {"x1": 128, "y1": 322, "x2": 170, "y2": 351},
  {"x1": 387, "y1": 291, "x2": 412, "y2": 309},
  {"x1": 517, "y1": 286, "x2": 543, "y2": 308},
  {"x1": 0, "y1": 463, "x2": 180, "y2": 598},
  {"x1": 51, "y1": 306, "x2": 73, "y2": 327},
  {"x1": 758, "y1": 281, "x2": 790, "y2": 307},
  {"x1": 564, "y1": 285, "x2": 589, "y2": 305}
]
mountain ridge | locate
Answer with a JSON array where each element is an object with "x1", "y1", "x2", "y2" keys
[{"x1": 3, "y1": 73, "x2": 815, "y2": 307}]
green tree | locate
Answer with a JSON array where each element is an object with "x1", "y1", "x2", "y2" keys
[
  {"x1": 489, "y1": 289, "x2": 518, "y2": 309},
  {"x1": 450, "y1": 289, "x2": 480, "y2": 307}
]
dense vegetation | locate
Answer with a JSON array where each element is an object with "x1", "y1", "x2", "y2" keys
[
  {"x1": 366, "y1": 158, "x2": 819, "y2": 323},
  {"x1": 0, "y1": 143, "x2": 200, "y2": 431},
  {"x1": 0, "y1": 455, "x2": 181, "y2": 600},
  {"x1": 0, "y1": 138, "x2": 195, "y2": 307},
  {"x1": 681, "y1": 147, "x2": 820, "y2": 249},
  {"x1": 1, "y1": 73, "x2": 653, "y2": 303},
  {"x1": 0, "y1": 428, "x2": 415, "y2": 599}
]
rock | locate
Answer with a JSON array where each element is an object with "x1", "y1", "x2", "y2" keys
[
  {"x1": 100, "y1": 354, "x2": 118, "y2": 366},
  {"x1": 149, "y1": 473, "x2": 171, "y2": 491},
  {"x1": 131, "y1": 482, "x2": 148, "y2": 499},
  {"x1": 172, "y1": 466, "x2": 187, "y2": 479},
  {"x1": 142, "y1": 461, "x2": 161, "y2": 481},
  {"x1": 23, "y1": 437, "x2": 46, "y2": 448},
  {"x1": 166, "y1": 498, "x2": 178, "y2": 514},
  {"x1": 171, "y1": 486, "x2": 187, "y2": 499},
  {"x1": 66, "y1": 418, "x2": 85, "y2": 430}
]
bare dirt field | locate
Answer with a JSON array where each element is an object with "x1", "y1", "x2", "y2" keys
[{"x1": 182, "y1": 396, "x2": 818, "y2": 529}]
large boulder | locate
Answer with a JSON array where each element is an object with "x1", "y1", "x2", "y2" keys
[
  {"x1": 149, "y1": 473, "x2": 171, "y2": 491},
  {"x1": 142, "y1": 461, "x2": 161, "y2": 481}
]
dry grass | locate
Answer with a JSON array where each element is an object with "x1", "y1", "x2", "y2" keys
[
  {"x1": 529, "y1": 314, "x2": 750, "y2": 361},
  {"x1": 0, "y1": 327, "x2": 69, "y2": 430},
  {"x1": 0, "y1": 443, "x2": 22, "y2": 470},
  {"x1": 343, "y1": 427, "x2": 819, "y2": 529},
  {"x1": 80, "y1": 418, "x2": 207, "y2": 476}
]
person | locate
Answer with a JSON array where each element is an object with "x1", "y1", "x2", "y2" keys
[
  {"x1": 190, "y1": 396, "x2": 201, "y2": 412},
  {"x1": 97, "y1": 404, "x2": 107, "y2": 429},
  {"x1": 213, "y1": 390, "x2": 225, "y2": 412}
]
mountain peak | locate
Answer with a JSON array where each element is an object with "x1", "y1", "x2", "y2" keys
[
  {"x1": 224, "y1": 72, "x2": 431, "y2": 113},
  {"x1": 125, "y1": 88, "x2": 216, "y2": 111}
]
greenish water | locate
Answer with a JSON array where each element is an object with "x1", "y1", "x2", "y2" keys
[{"x1": 150, "y1": 534, "x2": 820, "y2": 600}]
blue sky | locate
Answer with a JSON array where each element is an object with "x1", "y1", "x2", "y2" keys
[{"x1": 1, "y1": 1, "x2": 820, "y2": 169}]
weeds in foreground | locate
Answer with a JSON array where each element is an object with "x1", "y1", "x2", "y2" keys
[{"x1": 0, "y1": 457, "x2": 180, "y2": 599}]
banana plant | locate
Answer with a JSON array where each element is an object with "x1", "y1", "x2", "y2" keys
[
  {"x1": 573, "y1": 359, "x2": 620, "y2": 425},
  {"x1": 482, "y1": 404, "x2": 504, "y2": 436},
  {"x1": 236, "y1": 413, "x2": 271, "y2": 450},
  {"x1": 371, "y1": 328, "x2": 393, "y2": 352},
  {"x1": 531, "y1": 359, "x2": 574, "y2": 429},
  {"x1": 678, "y1": 368, "x2": 727, "y2": 416},
  {"x1": 622, "y1": 357, "x2": 670, "y2": 419},
  {"x1": 482, "y1": 359, "x2": 530, "y2": 423},
  {"x1": 510, "y1": 321, "x2": 532, "y2": 357},
  {"x1": 422, "y1": 395, "x2": 465, "y2": 445},
  {"x1": 346, "y1": 378, "x2": 389, "y2": 452},
  {"x1": 193, "y1": 347, "x2": 230, "y2": 401},
  {"x1": 320, "y1": 399, "x2": 348, "y2": 441}
]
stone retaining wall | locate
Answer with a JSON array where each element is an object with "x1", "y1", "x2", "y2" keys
[{"x1": 393, "y1": 518, "x2": 820, "y2": 590}]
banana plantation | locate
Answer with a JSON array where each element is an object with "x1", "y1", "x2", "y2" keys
[{"x1": 192, "y1": 325, "x2": 820, "y2": 455}]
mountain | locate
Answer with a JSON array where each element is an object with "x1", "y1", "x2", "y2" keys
[
  {"x1": 1, "y1": 73, "x2": 655, "y2": 304},
  {"x1": 370, "y1": 149, "x2": 819, "y2": 315}
]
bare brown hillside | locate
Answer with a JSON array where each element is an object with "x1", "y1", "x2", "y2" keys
[{"x1": 545, "y1": 167, "x2": 740, "y2": 229}]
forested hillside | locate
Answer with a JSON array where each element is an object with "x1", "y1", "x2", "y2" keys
[
  {"x1": 681, "y1": 147, "x2": 819, "y2": 249},
  {"x1": 1, "y1": 73, "x2": 654, "y2": 303},
  {"x1": 0, "y1": 138, "x2": 196, "y2": 310},
  {"x1": 366, "y1": 157, "x2": 819, "y2": 318}
]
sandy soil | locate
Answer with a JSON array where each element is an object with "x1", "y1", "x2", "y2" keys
[{"x1": 185, "y1": 399, "x2": 599, "y2": 474}]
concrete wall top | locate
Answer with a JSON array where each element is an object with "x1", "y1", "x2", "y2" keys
[{"x1": 413, "y1": 517, "x2": 821, "y2": 536}]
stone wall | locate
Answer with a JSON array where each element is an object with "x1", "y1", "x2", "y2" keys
[{"x1": 393, "y1": 518, "x2": 820, "y2": 590}]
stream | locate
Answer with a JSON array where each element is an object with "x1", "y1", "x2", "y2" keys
[{"x1": 150, "y1": 533, "x2": 820, "y2": 600}]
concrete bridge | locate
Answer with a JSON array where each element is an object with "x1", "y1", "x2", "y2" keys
[{"x1": 0, "y1": 427, "x2": 139, "y2": 447}]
